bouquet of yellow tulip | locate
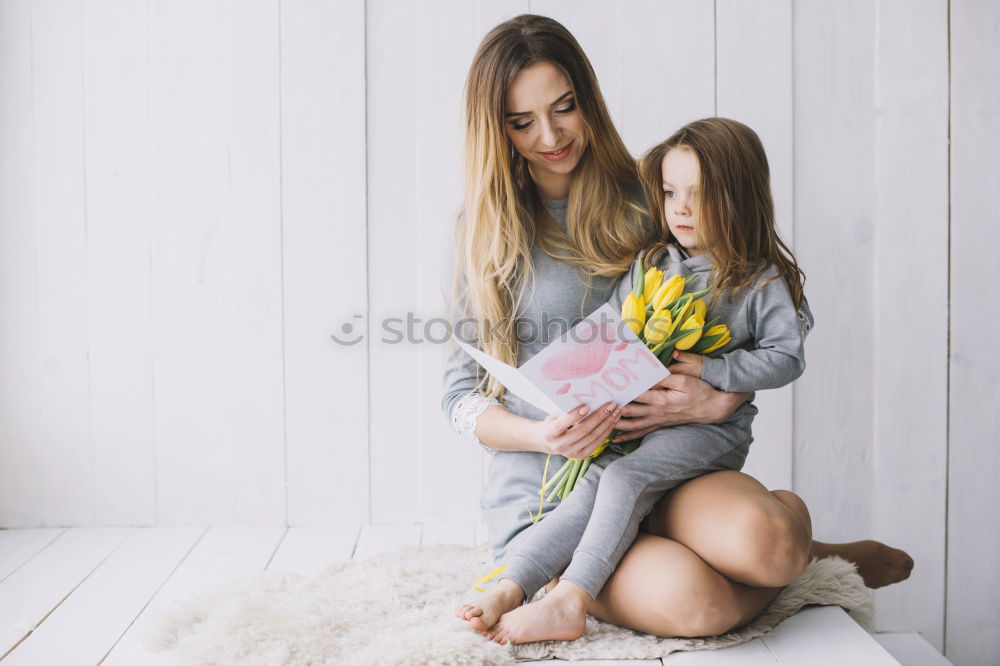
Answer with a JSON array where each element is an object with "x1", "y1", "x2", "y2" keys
[{"x1": 530, "y1": 251, "x2": 732, "y2": 519}]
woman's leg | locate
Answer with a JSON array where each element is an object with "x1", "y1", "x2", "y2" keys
[
  {"x1": 569, "y1": 473, "x2": 807, "y2": 640},
  {"x1": 492, "y1": 472, "x2": 808, "y2": 642},
  {"x1": 486, "y1": 429, "x2": 753, "y2": 644},
  {"x1": 641, "y1": 470, "x2": 913, "y2": 589},
  {"x1": 640, "y1": 470, "x2": 812, "y2": 587},
  {"x1": 523, "y1": 471, "x2": 911, "y2": 644},
  {"x1": 586, "y1": 533, "x2": 784, "y2": 637}
]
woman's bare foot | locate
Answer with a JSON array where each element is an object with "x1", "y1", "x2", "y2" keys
[
  {"x1": 487, "y1": 580, "x2": 590, "y2": 645},
  {"x1": 811, "y1": 539, "x2": 914, "y2": 588},
  {"x1": 454, "y1": 579, "x2": 524, "y2": 634}
]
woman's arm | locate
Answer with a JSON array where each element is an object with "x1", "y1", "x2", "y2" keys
[
  {"x1": 476, "y1": 401, "x2": 623, "y2": 458},
  {"x1": 611, "y1": 374, "x2": 750, "y2": 444},
  {"x1": 441, "y1": 229, "x2": 622, "y2": 458}
]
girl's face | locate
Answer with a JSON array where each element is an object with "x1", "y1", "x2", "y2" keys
[
  {"x1": 661, "y1": 147, "x2": 704, "y2": 256},
  {"x1": 504, "y1": 60, "x2": 588, "y2": 200}
]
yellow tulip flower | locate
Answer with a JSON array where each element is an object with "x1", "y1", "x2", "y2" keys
[
  {"x1": 692, "y1": 299, "x2": 707, "y2": 321},
  {"x1": 651, "y1": 275, "x2": 685, "y2": 311},
  {"x1": 643, "y1": 267, "x2": 664, "y2": 303},
  {"x1": 643, "y1": 308, "x2": 675, "y2": 346},
  {"x1": 673, "y1": 294, "x2": 695, "y2": 323},
  {"x1": 699, "y1": 324, "x2": 732, "y2": 354},
  {"x1": 622, "y1": 292, "x2": 646, "y2": 335},
  {"x1": 673, "y1": 313, "x2": 705, "y2": 350}
]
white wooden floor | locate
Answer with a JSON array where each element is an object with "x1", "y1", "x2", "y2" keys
[{"x1": 0, "y1": 524, "x2": 948, "y2": 665}]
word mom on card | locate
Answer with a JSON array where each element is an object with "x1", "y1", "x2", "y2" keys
[{"x1": 454, "y1": 303, "x2": 668, "y2": 418}]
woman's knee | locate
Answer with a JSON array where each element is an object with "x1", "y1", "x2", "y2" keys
[
  {"x1": 732, "y1": 494, "x2": 811, "y2": 587},
  {"x1": 771, "y1": 488, "x2": 813, "y2": 538}
]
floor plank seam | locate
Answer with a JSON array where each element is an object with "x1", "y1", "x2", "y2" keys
[
  {"x1": 0, "y1": 528, "x2": 69, "y2": 587},
  {"x1": 263, "y1": 525, "x2": 291, "y2": 572},
  {"x1": 759, "y1": 632, "x2": 782, "y2": 664},
  {"x1": 95, "y1": 526, "x2": 209, "y2": 665},
  {"x1": 0, "y1": 527, "x2": 139, "y2": 661},
  {"x1": 348, "y1": 524, "x2": 363, "y2": 560}
]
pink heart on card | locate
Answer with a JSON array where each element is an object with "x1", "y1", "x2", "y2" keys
[
  {"x1": 555, "y1": 383, "x2": 571, "y2": 395},
  {"x1": 541, "y1": 323, "x2": 618, "y2": 381}
]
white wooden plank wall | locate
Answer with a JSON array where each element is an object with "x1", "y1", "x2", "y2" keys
[
  {"x1": 280, "y1": 0, "x2": 369, "y2": 526},
  {"x1": 948, "y1": 0, "x2": 1000, "y2": 664},
  {"x1": 367, "y1": 0, "x2": 421, "y2": 524},
  {"x1": 0, "y1": 2, "x2": 39, "y2": 528},
  {"x1": 792, "y1": 0, "x2": 877, "y2": 545},
  {"x1": 84, "y1": 0, "x2": 158, "y2": 526},
  {"x1": 30, "y1": 1, "x2": 94, "y2": 528},
  {"x1": 0, "y1": 0, "x2": 995, "y2": 661},
  {"x1": 872, "y1": 0, "x2": 949, "y2": 650},
  {"x1": 151, "y1": 0, "x2": 287, "y2": 525}
]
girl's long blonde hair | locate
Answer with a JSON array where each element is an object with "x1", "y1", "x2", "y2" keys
[
  {"x1": 451, "y1": 14, "x2": 657, "y2": 402},
  {"x1": 637, "y1": 117, "x2": 805, "y2": 310}
]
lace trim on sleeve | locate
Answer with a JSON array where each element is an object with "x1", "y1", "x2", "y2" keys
[{"x1": 452, "y1": 392, "x2": 501, "y2": 455}]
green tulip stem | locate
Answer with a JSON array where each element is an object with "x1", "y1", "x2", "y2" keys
[
  {"x1": 564, "y1": 461, "x2": 583, "y2": 497},
  {"x1": 556, "y1": 460, "x2": 580, "y2": 500},
  {"x1": 571, "y1": 460, "x2": 585, "y2": 495},
  {"x1": 545, "y1": 460, "x2": 573, "y2": 502},
  {"x1": 542, "y1": 461, "x2": 571, "y2": 494},
  {"x1": 547, "y1": 470, "x2": 569, "y2": 503}
]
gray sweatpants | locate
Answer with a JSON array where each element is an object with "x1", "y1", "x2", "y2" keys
[{"x1": 499, "y1": 420, "x2": 752, "y2": 601}]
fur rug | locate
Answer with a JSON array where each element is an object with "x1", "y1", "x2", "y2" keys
[{"x1": 144, "y1": 543, "x2": 873, "y2": 665}]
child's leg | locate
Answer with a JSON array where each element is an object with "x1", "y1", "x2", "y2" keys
[
  {"x1": 484, "y1": 425, "x2": 750, "y2": 645},
  {"x1": 560, "y1": 423, "x2": 750, "y2": 601},
  {"x1": 456, "y1": 447, "x2": 624, "y2": 633},
  {"x1": 498, "y1": 447, "x2": 623, "y2": 600}
]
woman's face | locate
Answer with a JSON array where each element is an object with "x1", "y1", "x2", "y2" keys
[
  {"x1": 504, "y1": 60, "x2": 588, "y2": 199},
  {"x1": 661, "y1": 147, "x2": 704, "y2": 256}
]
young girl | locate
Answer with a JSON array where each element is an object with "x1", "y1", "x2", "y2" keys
[{"x1": 458, "y1": 117, "x2": 813, "y2": 645}]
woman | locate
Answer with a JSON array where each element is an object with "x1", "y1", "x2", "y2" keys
[{"x1": 443, "y1": 14, "x2": 911, "y2": 644}]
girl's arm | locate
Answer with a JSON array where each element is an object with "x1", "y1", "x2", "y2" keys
[
  {"x1": 607, "y1": 248, "x2": 751, "y2": 443},
  {"x1": 672, "y1": 270, "x2": 811, "y2": 393}
]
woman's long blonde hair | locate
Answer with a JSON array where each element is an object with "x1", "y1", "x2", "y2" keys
[
  {"x1": 637, "y1": 117, "x2": 805, "y2": 310},
  {"x1": 450, "y1": 14, "x2": 657, "y2": 402}
]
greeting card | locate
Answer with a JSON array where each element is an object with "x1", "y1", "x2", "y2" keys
[{"x1": 453, "y1": 303, "x2": 669, "y2": 417}]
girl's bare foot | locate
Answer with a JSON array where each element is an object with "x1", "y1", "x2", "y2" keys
[
  {"x1": 487, "y1": 580, "x2": 589, "y2": 645},
  {"x1": 454, "y1": 579, "x2": 524, "y2": 634},
  {"x1": 811, "y1": 539, "x2": 914, "y2": 588}
]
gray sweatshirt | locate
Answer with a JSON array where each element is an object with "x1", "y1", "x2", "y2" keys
[
  {"x1": 609, "y1": 244, "x2": 813, "y2": 394},
  {"x1": 440, "y1": 197, "x2": 646, "y2": 562}
]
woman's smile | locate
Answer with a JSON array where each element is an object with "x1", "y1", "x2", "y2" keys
[{"x1": 540, "y1": 141, "x2": 574, "y2": 161}]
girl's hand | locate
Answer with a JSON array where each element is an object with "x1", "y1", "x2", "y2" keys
[
  {"x1": 611, "y1": 375, "x2": 750, "y2": 443},
  {"x1": 534, "y1": 402, "x2": 622, "y2": 459},
  {"x1": 668, "y1": 350, "x2": 703, "y2": 378}
]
